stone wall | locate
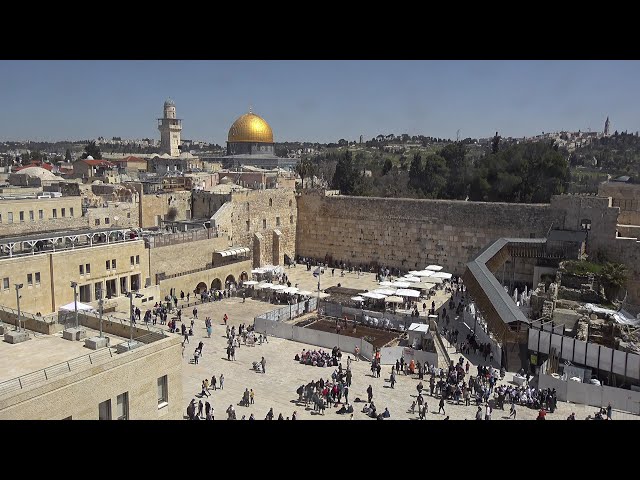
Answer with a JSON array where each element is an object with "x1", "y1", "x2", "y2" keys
[
  {"x1": 85, "y1": 202, "x2": 139, "y2": 229},
  {"x1": 0, "y1": 197, "x2": 85, "y2": 237},
  {"x1": 598, "y1": 181, "x2": 640, "y2": 225},
  {"x1": 296, "y1": 191, "x2": 563, "y2": 274},
  {"x1": 149, "y1": 236, "x2": 230, "y2": 281},
  {"x1": 136, "y1": 188, "x2": 193, "y2": 228}
]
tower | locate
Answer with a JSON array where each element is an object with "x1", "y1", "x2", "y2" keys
[
  {"x1": 604, "y1": 116, "x2": 610, "y2": 137},
  {"x1": 158, "y1": 99, "x2": 182, "y2": 156}
]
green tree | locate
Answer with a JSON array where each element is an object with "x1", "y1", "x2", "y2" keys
[
  {"x1": 382, "y1": 158, "x2": 393, "y2": 175},
  {"x1": 440, "y1": 142, "x2": 469, "y2": 199},
  {"x1": 408, "y1": 153, "x2": 423, "y2": 192},
  {"x1": 81, "y1": 141, "x2": 102, "y2": 160},
  {"x1": 599, "y1": 262, "x2": 627, "y2": 302},
  {"x1": 421, "y1": 154, "x2": 449, "y2": 198},
  {"x1": 491, "y1": 131, "x2": 501, "y2": 154},
  {"x1": 332, "y1": 150, "x2": 359, "y2": 194},
  {"x1": 295, "y1": 158, "x2": 316, "y2": 188}
]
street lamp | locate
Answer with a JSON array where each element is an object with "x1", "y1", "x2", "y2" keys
[
  {"x1": 70, "y1": 281, "x2": 79, "y2": 329},
  {"x1": 97, "y1": 290, "x2": 104, "y2": 338},
  {"x1": 15, "y1": 283, "x2": 23, "y2": 332},
  {"x1": 127, "y1": 291, "x2": 144, "y2": 344}
]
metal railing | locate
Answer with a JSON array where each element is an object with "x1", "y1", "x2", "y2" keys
[
  {"x1": 145, "y1": 229, "x2": 217, "y2": 249},
  {"x1": 57, "y1": 310, "x2": 167, "y2": 337},
  {"x1": 0, "y1": 303, "x2": 57, "y2": 326},
  {"x1": 0, "y1": 331, "x2": 160, "y2": 398}
]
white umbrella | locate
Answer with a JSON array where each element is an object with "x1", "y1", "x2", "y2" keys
[
  {"x1": 385, "y1": 295, "x2": 403, "y2": 304},
  {"x1": 425, "y1": 265, "x2": 443, "y2": 271},
  {"x1": 431, "y1": 271, "x2": 452, "y2": 279},
  {"x1": 283, "y1": 287, "x2": 299, "y2": 294},
  {"x1": 60, "y1": 301, "x2": 94, "y2": 312},
  {"x1": 379, "y1": 281, "x2": 395, "y2": 287},
  {"x1": 373, "y1": 288, "x2": 397, "y2": 296},
  {"x1": 390, "y1": 281, "x2": 411, "y2": 288},
  {"x1": 396, "y1": 288, "x2": 421, "y2": 298},
  {"x1": 243, "y1": 280, "x2": 258, "y2": 286},
  {"x1": 414, "y1": 270, "x2": 435, "y2": 277},
  {"x1": 297, "y1": 290, "x2": 313, "y2": 296},
  {"x1": 402, "y1": 275, "x2": 421, "y2": 282},
  {"x1": 408, "y1": 270, "x2": 422, "y2": 275},
  {"x1": 270, "y1": 284, "x2": 286, "y2": 291},
  {"x1": 351, "y1": 296, "x2": 365, "y2": 301},
  {"x1": 254, "y1": 282, "x2": 272, "y2": 290},
  {"x1": 362, "y1": 292, "x2": 386, "y2": 300}
]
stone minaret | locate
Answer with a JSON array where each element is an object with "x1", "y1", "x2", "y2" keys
[
  {"x1": 158, "y1": 99, "x2": 182, "y2": 156},
  {"x1": 604, "y1": 116, "x2": 610, "y2": 137}
]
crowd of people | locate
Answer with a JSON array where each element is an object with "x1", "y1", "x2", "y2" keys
[{"x1": 294, "y1": 346, "x2": 342, "y2": 368}]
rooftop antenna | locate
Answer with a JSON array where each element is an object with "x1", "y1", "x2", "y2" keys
[{"x1": 249, "y1": 104, "x2": 253, "y2": 114}]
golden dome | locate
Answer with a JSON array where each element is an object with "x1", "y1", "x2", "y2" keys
[{"x1": 228, "y1": 112, "x2": 274, "y2": 143}]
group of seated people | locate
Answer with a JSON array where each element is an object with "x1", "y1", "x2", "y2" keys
[
  {"x1": 492, "y1": 384, "x2": 558, "y2": 411},
  {"x1": 361, "y1": 402, "x2": 391, "y2": 419},
  {"x1": 294, "y1": 348, "x2": 339, "y2": 367}
]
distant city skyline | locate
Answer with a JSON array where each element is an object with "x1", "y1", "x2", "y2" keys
[{"x1": 0, "y1": 60, "x2": 638, "y2": 144}]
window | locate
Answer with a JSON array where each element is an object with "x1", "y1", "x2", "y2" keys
[
  {"x1": 157, "y1": 375, "x2": 168, "y2": 407},
  {"x1": 116, "y1": 392, "x2": 129, "y2": 420},
  {"x1": 105, "y1": 218, "x2": 110, "y2": 225},
  {"x1": 61, "y1": 208, "x2": 66, "y2": 217},
  {"x1": 86, "y1": 264, "x2": 90, "y2": 274},
  {"x1": 38, "y1": 210, "x2": 43, "y2": 220},
  {"x1": 79, "y1": 264, "x2": 84, "y2": 275},
  {"x1": 263, "y1": 219, "x2": 267, "y2": 229},
  {"x1": 29, "y1": 210, "x2": 34, "y2": 222},
  {"x1": 98, "y1": 399, "x2": 112, "y2": 420},
  {"x1": 246, "y1": 220, "x2": 250, "y2": 232},
  {"x1": 276, "y1": 216, "x2": 280, "y2": 226},
  {"x1": 130, "y1": 256, "x2": 135, "y2": 267},
  {"x1": 70, "y1": 207, "x2": 74, "y2": 217},
  {"x1": 135, "y1": 255, "x2": 140, "y2": 265},
  {"x1": 290, "y1": 215, "x2": 294, "y2": 224},
  {"x1": 127, "y1": 213, "x2": 130, "y2": 218},
  {"x1": 95, "y1": 219, "x2": 100, "y2": 226},
  {"x1": 53, "y1": 209, "x2": 57, "y2": 219},
  {"x1": 106, "y1": 260, "x2": 111, "y2": 270},
  {"x1": 35, "y1": 272, "x2": 40, "y2": 284},
  {"x1": 112, "y1": 259, "x2": 116, "y2": 269},
  {"x1": 27, "y1": 273, "x2": 33, "y2": 286},
  {"x1": 3, "y1": 278, "x2": 9, "y2": 290},
  {"x1": 19, "y1": 211, "x2": 24, "y2": 222},
  {"x1": 8, "y1": 212, "x2": 13, "y2": 223},
  {"x1": 269, "y1": 198, "x2": 273, "y2": 207}
]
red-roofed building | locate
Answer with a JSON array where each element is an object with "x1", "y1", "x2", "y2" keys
[
  {"x1": 110, "y1": 155, "x2": 148, "y2": 174},
  {"x1": 15, "y1": 161, "x2": 54, "y2": 172},
  {"x1": 73, "y1": 158, "x2": 116, "y2": 179}
]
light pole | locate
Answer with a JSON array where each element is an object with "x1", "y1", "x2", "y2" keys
[
  {"x1": 15, "y1": 283, "x2": 23, "y2": 332},
  {"x1": 98, "y1": 290, "x2": 104, "y2": 338},
  {"x1": 70, "y1": 281, "x2": 79, "y2": 329}
]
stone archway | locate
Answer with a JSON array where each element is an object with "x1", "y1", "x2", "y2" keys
[
  {"x1": 211, "y1": 278, "x2": 222, "y2": 290},
  {"x1": 225, "y1": 274, "x2": 236, "y2": 289},
  {"x1": 195, "y1": 282, "x2": 208, "y2": 294}
]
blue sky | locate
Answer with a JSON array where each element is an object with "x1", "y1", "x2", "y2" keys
[{"x1": 0, "y1": 60, "x2": 638, "y2": 144}]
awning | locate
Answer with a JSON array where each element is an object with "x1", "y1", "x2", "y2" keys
[
  {"x1": 408, "y1": 323, "x2": 429, "y2": 333},
  {"x1": 254, "y1": 282, "x2": 273, "y2": 290},
  {"x1": 425, "y1": 265, "x2": 443, "y2": 271},
  {"x1": 283, "y1": 287, "x2": 299, "y2": 294},
  {"x1": 216, "y1": 246, "x2": 250, "y2": 257},
  {"x1": 379, "y1": 281, "x2": 395, "y2": 287},
  {"x1": 362, "y1": 292, "x2": 386, "y2": 300},
  {"x1": 60, "y1": 301, "x2": 95, "y2": 312},
  {"x1": 413, "y1": 270, "x2": 435, "y2": 277},
  {"x1": 396, "y1": 288, "x2": 421, "y2": 298},
  {"x1": 298, "y1": 290, "x2": 313, "y2": 296},
  {"x1": 431, "y1": 271, "x2": 452, "y2": 279},
  {"x1": 270, "y1": 284, "x2": 286, "y2": 291},
  {"x1": 390, "y1": 281, "x2": 411, "y2": 288},
  {"x1": 402, "y1": 275, "x2": 421, "y2": 282},
  {"x1": 243, "y1": 280, "x2": 258, "y2": 286},
  {"x1": 351, "y1": 296, "x2": 365, "y2": 302}
]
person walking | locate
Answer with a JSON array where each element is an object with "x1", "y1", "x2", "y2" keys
[
  {"x1": 211, "y1": 374, "x2": 217, "y2": 391},
  {"x1": 367, "y1": 385, "x2": 373, "y2": 403},
  {"x1": 509, "y1": 401, "x2": 517, "y2": 419},
  {"x1": 390, "y1": 372, "x2": 396, "y2": 389},
  {"x1": 192, "y1": 307, "x2": 198, "y2": 319},
  {"x1": 607, "y1": 403, "x2": 613, "y2": 420},
  {"x1": 438, "y1": 397, "x2": 445, "y2": 415},
  {"x1": 219, "y1": 373, "x2": 224, "y2": 390},
  {"x1": 261, "y1": 356, "x2": 266, "y2": 374},
  {"x1": 197, "y1": 399, "x2": 204, "y2": 418},
  {"x1": 250, "y1": 389, "x2": 255, "y2": 404}
]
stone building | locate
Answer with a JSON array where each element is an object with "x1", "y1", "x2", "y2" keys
[
  {"x1": 158, "y1": 99, "x2": 182, "y2": 157},
  {"x1": 598, "y1": 180, "x2": 640, "y2": 226}
]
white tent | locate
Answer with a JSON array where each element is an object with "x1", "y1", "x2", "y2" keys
[
  {"x1": 298, "y1": 290, "x2": 313, "y2": 296},
  {"x1": 254, "y1": 282, "x2": 273, "y2": 290},
  {"x1": 379, "y1": 281, "x2": 395, "y2": 287},
  {"x1": 351, "y1": 296, "x2": 365, "y2": 302},
  {"x1": 431, "y1": 271, "x2": 452, "y2": 279},
  {"x1": 283, "y1": 287, "x2": 299, "y2": 294},
  {"x1": 362, "y1": 292, "x2": 386, "y2": 300},
  {"x1": 396, "y1": 288, "x2": 421, "y2": 298},
  {"x1": 269, "y1": 284, "x2": 287, "y2": 291},
  {"x1": 425, "y1": 265, "x2": 443, "y2": 271},
  {"x1": 60, "y1": 301, "x2": 95, "y2": 312},
  {"x1": 390, "y1": 281, "x2": 411, "y2": 288},
  {"x1": 373, "y1": 288, "x2": 397, "y2": 296},
  {"x1": 402, "y1": 275, "x2": 421, "y2": 282},
  {"x1": 243, "y1": 280, "x2": 258, "y2": 286}
]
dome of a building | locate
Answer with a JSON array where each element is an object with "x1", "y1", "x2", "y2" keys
[
  {"x1": 228, "y1": 112, "x2": 274, "y2": 143},
  {"x1": 164, "y1": 99, "x2": 175, "y2": 107},
  {"x1": 13, "y1": 166, "x2": 58, "y2": 180},
  {"x1": 86, "y1": 155, "x2": 94, "y2": 160}
]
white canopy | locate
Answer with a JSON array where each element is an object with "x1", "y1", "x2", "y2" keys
[
  {"x1": 411, "y1": 282, "x2": 435, "y2": 290},
  {"x1": 390, "y1": 281, "x2": 411, "y2": 288},
  {"x1": 431, "y1": 271, "x2": 453, "y2": 279},
  {"x1": 379, "y1": 281, "x2": 395, "y2": 287},
  {"x1": 402, "y1": 275, "x2": 421, "y2": 282},
  {"x1": 373, "y1": 288, "x2": 397, "y2": 296},
  {"x1": 270, "y1": 284, "x2": 286, "y2": 291},
  {"x1": 254, "y1": 282, "x2": 273, "y2": 290},
  {"x1": 408, "y1": 323, "x2": 429, "y2": 333},
  {"x1": 60, "y1": 301, "x2": 94, "y2": 312},
  {"x1": 216, "y1": 246, "x2": 250, "y2": 257},
  {"x1": 413, "y1": 270, "x2": 435, "y2": 277},
  {"x1": 243, "y1": 280, "x2": 258, "y2": 286},
  {"x1": 362, "y1": 292, "x2": 386, "y2": 300},
  {"x1": 351, "y1": 296, "x2": 365, "y2": 302},
  {"x1": 408, "y1": 270, "x2": 422, "y2": 275},
  {"x1": 251, "y1": 268, "x2": 265, "y2": 274},
  {"x1": 298, "y1": 290, "x2": 313, "y2": 296},
  {"x1": 283, "y1": 287, "x2": 299, "y2": 294},
  {"x1": 425, "y1": 265, "x2": 443, "y2": 271},
  {"x1": 396, "y1": 288, "x2": 421, "y2": 298}
]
